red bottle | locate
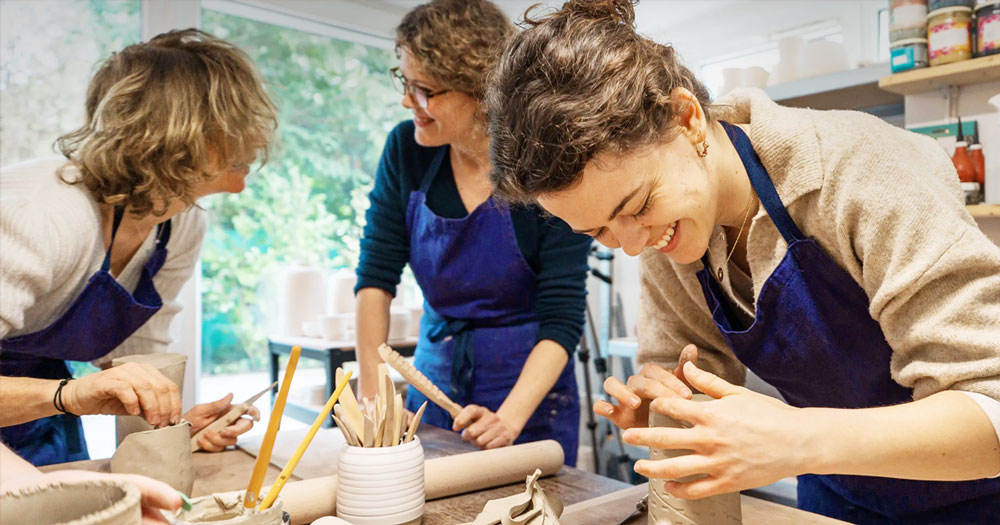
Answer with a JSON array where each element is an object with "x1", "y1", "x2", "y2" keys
[
  {"x1": 953, "y1": 141, "x2": 976, "y2": 183},
  {"x1": 970, "y1": 143, "x2": 985, "y2": 186}
]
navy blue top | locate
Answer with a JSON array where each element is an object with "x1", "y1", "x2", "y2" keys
[{"x1": 356, "y1": 121, "x2": 592, "y2": 355}]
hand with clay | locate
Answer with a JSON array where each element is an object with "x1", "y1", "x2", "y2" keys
[
  {"x1": 185, "y1": 393, "x2": 260, "y2": 452},
  {"x1": 623, "y1": 360, "x2": 804, "y2": 499},
  {"x1": 453, "y1": 405, "x2": 521, "y2": 449},
  {"x1": 62, "y1": 362, "x2": 182, "y2": 428},
  {"x1": 1, "y1": 444, "x2": 181, "y2": 524},
  {"x1": 594, "y1": 344, "x2": 698, "y2": 430}
]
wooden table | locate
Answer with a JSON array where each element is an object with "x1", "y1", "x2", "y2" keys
[{"x1": 43, "y1": 425, "x2": 842, "y2": 524}]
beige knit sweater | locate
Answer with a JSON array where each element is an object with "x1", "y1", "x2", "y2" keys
[{"x1": 637, "y1": 89, "x2": 1000, "y2": 410}]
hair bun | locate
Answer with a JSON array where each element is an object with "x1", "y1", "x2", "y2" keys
[{"x1": 563, "y1": 0, "x2": 635, "y2": 26}]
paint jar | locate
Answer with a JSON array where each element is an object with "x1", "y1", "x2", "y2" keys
[
  {"x1": 647, "y1": 394, "x2": 742, "y2": 524},
  {"x1": 891, "y1": 0, "x2": 929, "y2": 41},
  {"x1": 976, "y1": 1, "x2": 1000, "y2": 56},
  {"x1": 891, "y1": 38, "x2": 930, "y2": 72},
  {"x1": 337, "y1": 437, "x2": 425, "y2": 524},
  {"x1": 0, "y1": 480, "x2": 140, "y2": 525},
  {"x1": 928, "y1": 6, "x2": 974, "y2": 65},
  {"x1": 929, "y1": 0, "x2": 974, "y2": 9},
  {"x1": 174, "y1": 492, "x2": 289, "y2": 525}
]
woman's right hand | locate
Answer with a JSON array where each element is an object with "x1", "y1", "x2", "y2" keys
[
  {"x1": 593, "y1": 344, "x2": 699, "y2": 430},
  {"x1": 61, "y1": 362, "x2": 182, "y2": 427}
]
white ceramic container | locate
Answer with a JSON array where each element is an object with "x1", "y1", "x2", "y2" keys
[{"x1": 337, "y1": 437, "x2": 424, "y2": 524}]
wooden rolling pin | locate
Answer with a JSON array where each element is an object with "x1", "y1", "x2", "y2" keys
[
  {"x1": 378, "y1": 343, "x2": 463, "y2": 417},
  {"x1": 191, "y1": 382, "x2": 276, "y2": 452},
  {"x1": 266, "y1": 439, "x2": 565, "y2": 525}
]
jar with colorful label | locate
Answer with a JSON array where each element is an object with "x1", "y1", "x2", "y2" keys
[
  {"x1": 928, "y1": 6, "x2": 974, "y2": 65},
  {"x1": 976, "y1": 1, "x2": 1000, "y2": 57},
  {"x1": 890, "y1": 38, "x2": 930, "y2": 71},
  {"x1": 891, "y1": 0, "x2": 928, "y2": 41}
]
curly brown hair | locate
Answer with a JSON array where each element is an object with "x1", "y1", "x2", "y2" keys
[
  {"x1": 56, "y1": 29, "x2": 278, "y2": 216},
  {"x1": 487, "y1": 0, "x2": 713, "y2": 203},
  {"x1": 395, "y1": 0, "x2": 515, "y2": 101}
]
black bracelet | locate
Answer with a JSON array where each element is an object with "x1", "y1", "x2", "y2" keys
[{"x1": 53, "y1": 378, "x2": 77, "y2": 417}]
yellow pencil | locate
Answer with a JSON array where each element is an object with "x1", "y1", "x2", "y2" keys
[
  {"x1": 258, "y1": 370, "x2": 353, "y2": 511},
  {"x1": 243, "y1": 345, "x2": 301, "y2": 509}
]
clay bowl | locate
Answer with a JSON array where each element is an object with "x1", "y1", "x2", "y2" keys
[{"x1": 0, "y1": 479, "x2": 140, "y2": 525}]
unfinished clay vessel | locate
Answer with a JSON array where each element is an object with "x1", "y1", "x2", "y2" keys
[
  {"x1": 112, "y1": 352, "x2": 187, "y2": 444},
  {"x1": 0, "y1": 479, "x2": 140, "y2": 525},
  {"x1": 648, "y1": 394, "x2": 741, "y2": 525},
  {"x1": 111, "y1": 421, "x2": 193, "y2": 494},
  {"x1": 173, "y1": 491, "x2": 288, "y2": 524}
]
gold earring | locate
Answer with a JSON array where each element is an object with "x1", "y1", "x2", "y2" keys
[{"x1": 697, "y1": 139, "x2": 709, "y2": 157}]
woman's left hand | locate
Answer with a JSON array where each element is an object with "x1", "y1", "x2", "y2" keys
[
  {"x1": 184, "y1": 393, "x2": 260, "y2": 452},
  {"x1": 452, "y1": 405, "x2": 521, "y2": 449},
  {"x1": 623, "y1": 361, "x2": 809, "y2": 499}
]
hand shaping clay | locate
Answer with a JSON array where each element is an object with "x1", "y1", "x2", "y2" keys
[
  {"x1": 0, "y1": 479, "x2": 140, "y2": 525},
  {"x1": 647, "y1": 394, "x2": 741, "y2": 525},
  {"x1": 172, "y1": 490, "x2": 287, "y2": 524},
  {"x1": 111, "y1": 421, "x2": 193, "y2": 494},
  {"x1": 111, "y1": 352, "x2": 187, "y2": 445},
  {"x1": 460, "y1": 469, "x2": 563, "y2": 525}
]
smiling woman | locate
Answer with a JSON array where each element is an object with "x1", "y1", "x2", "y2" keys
[{"x1": 487, "y1": 0, "x2": 1000, "y2": 522}]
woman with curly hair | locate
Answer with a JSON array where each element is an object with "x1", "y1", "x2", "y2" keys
[
  {"x1": 1, "y1": 29, "x2": 278, "y2": 465},
  {"x1": 487, "y1": 0, "x2": 1000, "y2": 521},
  {"x1": 354, "y1": 0, "x2": 591, "y2": 464}
]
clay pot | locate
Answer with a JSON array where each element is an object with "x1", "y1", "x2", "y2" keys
[
  {"x1": 173, "y1": 491, "x2": 287, "y2": 524},
  {"x1": 0, "y1": 479, "x2": 140, "y2": 525},
  {"x1": 111, "y1": 422, "x2": 193, "y2": 494},
  {"x1": 111, "y1": 352, "x2": 187, "y2": 445},
  {"x1": 647, "y1": 394, "x2": 741, "y2": 525}
]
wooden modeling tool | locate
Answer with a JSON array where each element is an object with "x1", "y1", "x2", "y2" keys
[
  {"x1": 243, "y1": 347, "x2": 301, "y2": 508},
  {"x1": 258, "y1": 371, "x2": 352, "y2": 511},
  {"x1": 332, "y1": 413, "x2": 359, "y2": 446},
  {"x1": 378, "y1": 343, "x2": 463, "y2": 418},
  {"x1": 362, "y1": 414, "x2": 375, "y2": 447},
  {"x1": 335, "y1": 367, "x2": 365, "y2": 444},
  {"x1": 403, "y1": 400, "x2": 427, "y2": 443},
  {"x1": 381, "y1": 373, "x2": 396, "y2": 447},
  {"x1": 191, "y1": 381, "x2": 277, "y2": 453},
  {"x1": 392, "y1": 394, "x2": 403, "y2": 445}
]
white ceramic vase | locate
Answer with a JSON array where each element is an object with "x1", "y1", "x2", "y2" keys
[{"x1": 337, "y1": 437, "x2": 425, "y2": 524}]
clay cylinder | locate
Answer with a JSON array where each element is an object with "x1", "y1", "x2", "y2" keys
[
  {"x1": 0, "y1": 479, "x2": 140, "y2": 525},
  {"x1": 337, "y1": 437, "x2": 425, "y2": 524},
  {"x1": 112, "y1": 352, "x2": 187, "y2": 445},
  {"x1": 111, "y1": 421, "x2": 193, "y2": 495},
  {"x1": 648, "y1": 394, "x2": 741, "y2": 525},
  {"x1": 174, "y1": 492, "x2": 287, "y2": 524}
]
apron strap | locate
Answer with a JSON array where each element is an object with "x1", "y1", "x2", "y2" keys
[
  {"x1": 721, "y1": 122, "x2": 805, "y2": 245},
  {"x1": 418, "y1": 147, "x2": 448, "y2": 193},
  {"x1": 100, "y1": 207, "x2": 126, "y2": 272}
]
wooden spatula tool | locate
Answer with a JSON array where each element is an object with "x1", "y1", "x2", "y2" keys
[{"x1": 378, "y1": 343, "x2": 463, "y2": 418}]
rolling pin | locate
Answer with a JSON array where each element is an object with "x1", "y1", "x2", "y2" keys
[
  {"x1": 190, "y1": 382, "x2": 276, "y2": 452},
  {"x1": 265, "y1": 439, "x2": 565, "y2": 524},
  {"x1": 378, "y1": 343, "x2": 464, "y2": 417}
]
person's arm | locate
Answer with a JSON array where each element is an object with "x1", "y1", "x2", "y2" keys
[
  {"x1": 354, "y1": 123, "x2": 412, "y2": 402},
  {"x1": 0, "y1": 363, "x2": 181, "y2": 428},
  {"x1": 355, "y1": 287, "x2": 392, "y2": 402},
  {"x1": 1, "y1": 443, "x2": 181, "y2": 524},
  {"x1": 623, "y1": 361, "x2": 1000, "y2": 499}
]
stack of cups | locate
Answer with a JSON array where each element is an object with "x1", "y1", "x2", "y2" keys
[
  {"x1": 890, "y1": 0, "x2": 930, "y2": 72},
  {"x1": 337, "y1": 437, "x2": 425, "y2": 524}
]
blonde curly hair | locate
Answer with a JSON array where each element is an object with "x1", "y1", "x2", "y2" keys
[
  {"x1": 56, "y1": 29, "x2": 278, "y2": 216},
  {"x1": 395, "y1": 0, "x2": 515, "y2": 101}
]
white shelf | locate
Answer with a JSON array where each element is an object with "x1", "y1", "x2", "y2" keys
[{"x1": 764, "y1": 63, "x2": 903, "y2": 112}]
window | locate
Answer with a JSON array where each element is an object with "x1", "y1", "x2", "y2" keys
[
  {"x1": 198, "y1": 8, "x2": 409, "y2": 373},
  {"x1": 0, "y1": 0, "x2": 141, "y2": 166}
]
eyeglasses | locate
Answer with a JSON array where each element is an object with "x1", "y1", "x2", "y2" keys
[{"x1": 390, "y1": 67, "x2": 450, "y2": 109}]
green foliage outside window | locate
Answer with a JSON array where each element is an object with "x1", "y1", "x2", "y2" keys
[{"x1": 199, "y1": 11, "x2": 408, "y2": 373}]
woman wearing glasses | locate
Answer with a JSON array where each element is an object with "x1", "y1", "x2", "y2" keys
[{"x1": 354, "y1": 0, "x2": 591, "y2": 464}]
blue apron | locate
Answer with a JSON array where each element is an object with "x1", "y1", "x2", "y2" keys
[
  {"x1": 696, "y1": 122, "x2": 1000, "y2": 523},
  {"x1": 403, "y1": 146, "x2": 579, "y2": 466},
  {"x1": 1, "y1": 207, "x2": 171, "y2": 466}
]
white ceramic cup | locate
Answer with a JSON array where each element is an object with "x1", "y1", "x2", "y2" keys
[
  {"x1": 319, "y1": 314, "x2": 345, "y2": 341},
  {"x1": 337, "y1": 437, "x2": 424, "y2": 525},
  {"x1": 387, "y1": 308, "x2": 410, "y2": 341}
]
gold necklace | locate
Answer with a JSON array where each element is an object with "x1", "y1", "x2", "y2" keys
[{"x1": 717, "y1": 190, "x2": 755, "y2": 282}]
